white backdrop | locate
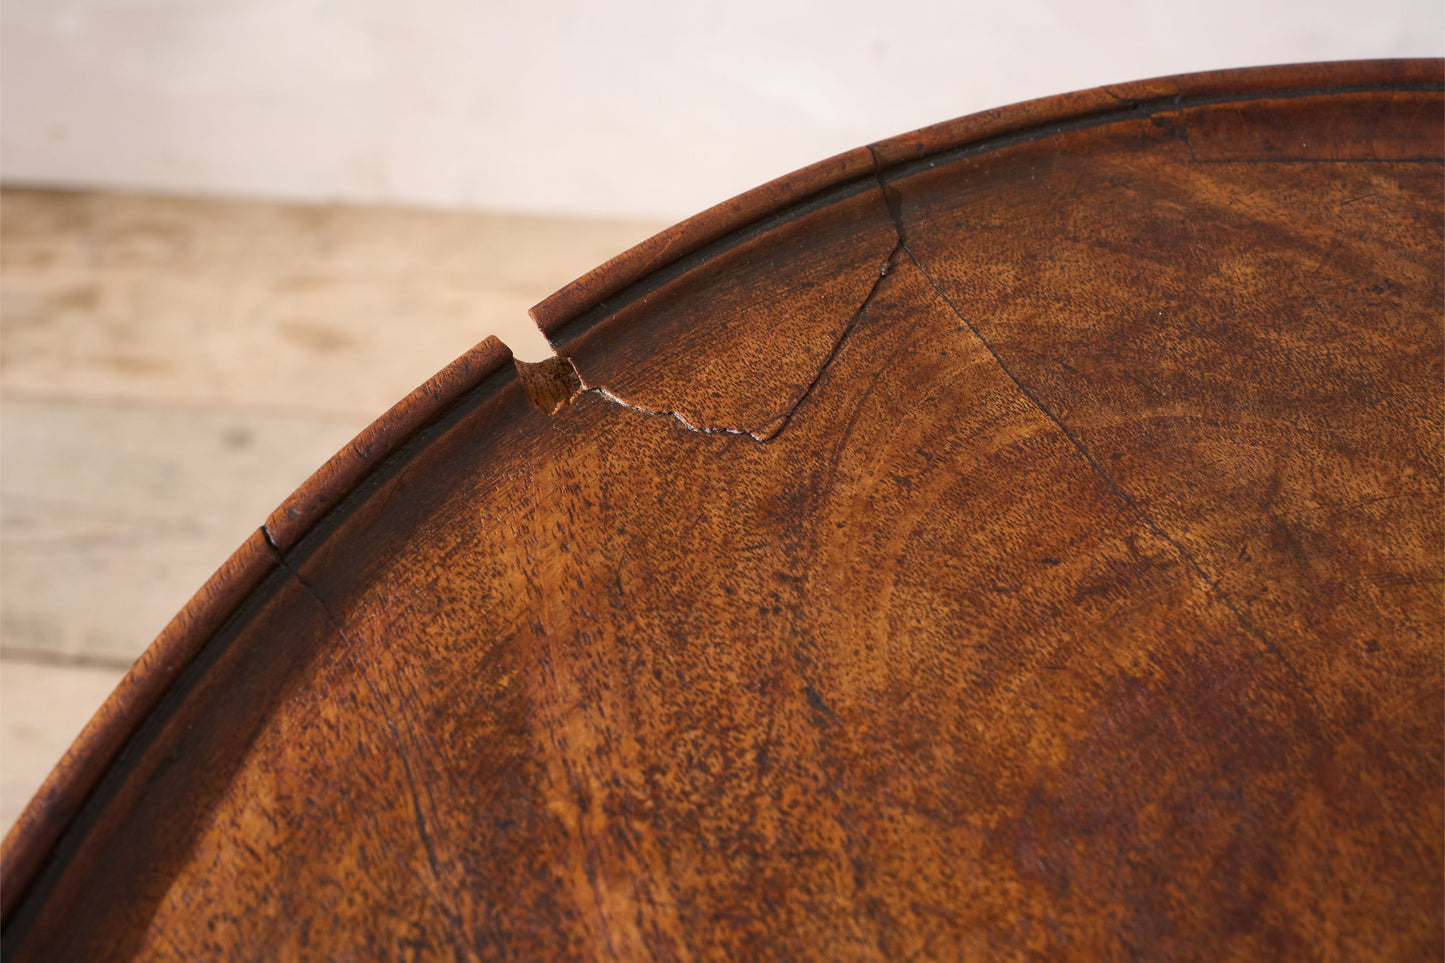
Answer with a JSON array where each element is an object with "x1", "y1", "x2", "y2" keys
[{"x1": 2, "y1": 0, "x2": 1441, "y2": 221}]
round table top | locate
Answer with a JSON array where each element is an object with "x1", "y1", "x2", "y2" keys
[{"x1": 5, "y1": 59, "x2": 1443, "y2": 960}]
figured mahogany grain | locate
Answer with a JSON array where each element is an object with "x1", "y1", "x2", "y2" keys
[{"x1": 3, "y1": 61, "x2": 1442, "y2": 960}]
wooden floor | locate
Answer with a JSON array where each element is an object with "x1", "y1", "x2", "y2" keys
[{"x1": 0, "y1": 187, "x2": 664, "y2": 835}]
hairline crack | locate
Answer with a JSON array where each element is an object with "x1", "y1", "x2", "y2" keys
[
  {"x1": 523, "y1": 163, "x2": 906, "y2": 442},
  {"x1": 574, "y1": 236, "x2": 903, "y2": 443},
  {"x1": 861, "y1": 145, "x2": 1313, "y2": 695},
  {"x1": 259, "y1": 526, "x2": 475, "y2": 959}
]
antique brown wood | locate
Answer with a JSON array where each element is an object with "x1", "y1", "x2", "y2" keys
[{"x1": 3, "y1": 60, "x2": 1442, "y2": 960}]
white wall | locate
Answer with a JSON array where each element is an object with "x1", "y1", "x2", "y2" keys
[{"x1": 3, "y1": 0, "x2": 1441, "y2": 222}]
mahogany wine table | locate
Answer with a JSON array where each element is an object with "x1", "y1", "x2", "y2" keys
[{"x1": 3, "y1": 61, "x2": 1442, "y2": 960}]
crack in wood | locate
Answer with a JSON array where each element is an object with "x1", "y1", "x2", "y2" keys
[
  {"x1": 514, "y1": 192, "x2": 905, "y2": 443},
  {"x1": 862, "y1": 150, "x2": 1315, "y2": 698},
  {"x1": 258, "y1": 527, "x2": 474, "y2": 957}
]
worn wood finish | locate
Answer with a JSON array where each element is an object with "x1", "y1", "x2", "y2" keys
[{"x1": 3, "y1": 61, "x2": 1442, "y2": 959}]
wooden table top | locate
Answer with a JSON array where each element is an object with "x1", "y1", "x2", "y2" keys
[{"x1": 4, "y1": 59, "x2": 1442, "y2": 960}]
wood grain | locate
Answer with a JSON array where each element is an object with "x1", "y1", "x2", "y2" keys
[
  {"x1": 0, "y1": 191, "x2": 665, "y2": 667},
  {"x1": 0, "y1": 191, "x2": 664, "y2": 908},
  {"x1": 3, "y1": 60, "x2": 1441, "y2": 960}
]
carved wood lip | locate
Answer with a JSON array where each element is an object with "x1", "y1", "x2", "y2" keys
[
  {"x1": 531, "y1": 57, "x2": 1444, "y2": 335},
  {"x1": 2, "y1": 57, "x2": 1440, "y2": 924}
]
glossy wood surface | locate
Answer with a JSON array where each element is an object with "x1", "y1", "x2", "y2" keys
[{"x1": 3, "y1": 60, "x2": 1442, "y2": 960}]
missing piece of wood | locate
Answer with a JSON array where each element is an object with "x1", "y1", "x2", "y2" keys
[{"x1": 514, "y1": 355, "x2": 584, "y2": 415}]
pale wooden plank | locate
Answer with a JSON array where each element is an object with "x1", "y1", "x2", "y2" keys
[
  {"x1": 0, "y1": 658, "x2": 127, "y2": 838},
  {"x1": 1, "y1": 188, "x2": 666, "y2": 417},
  {"x1": 1, "y1": 397, "x2": 357, "y2": 664}
]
